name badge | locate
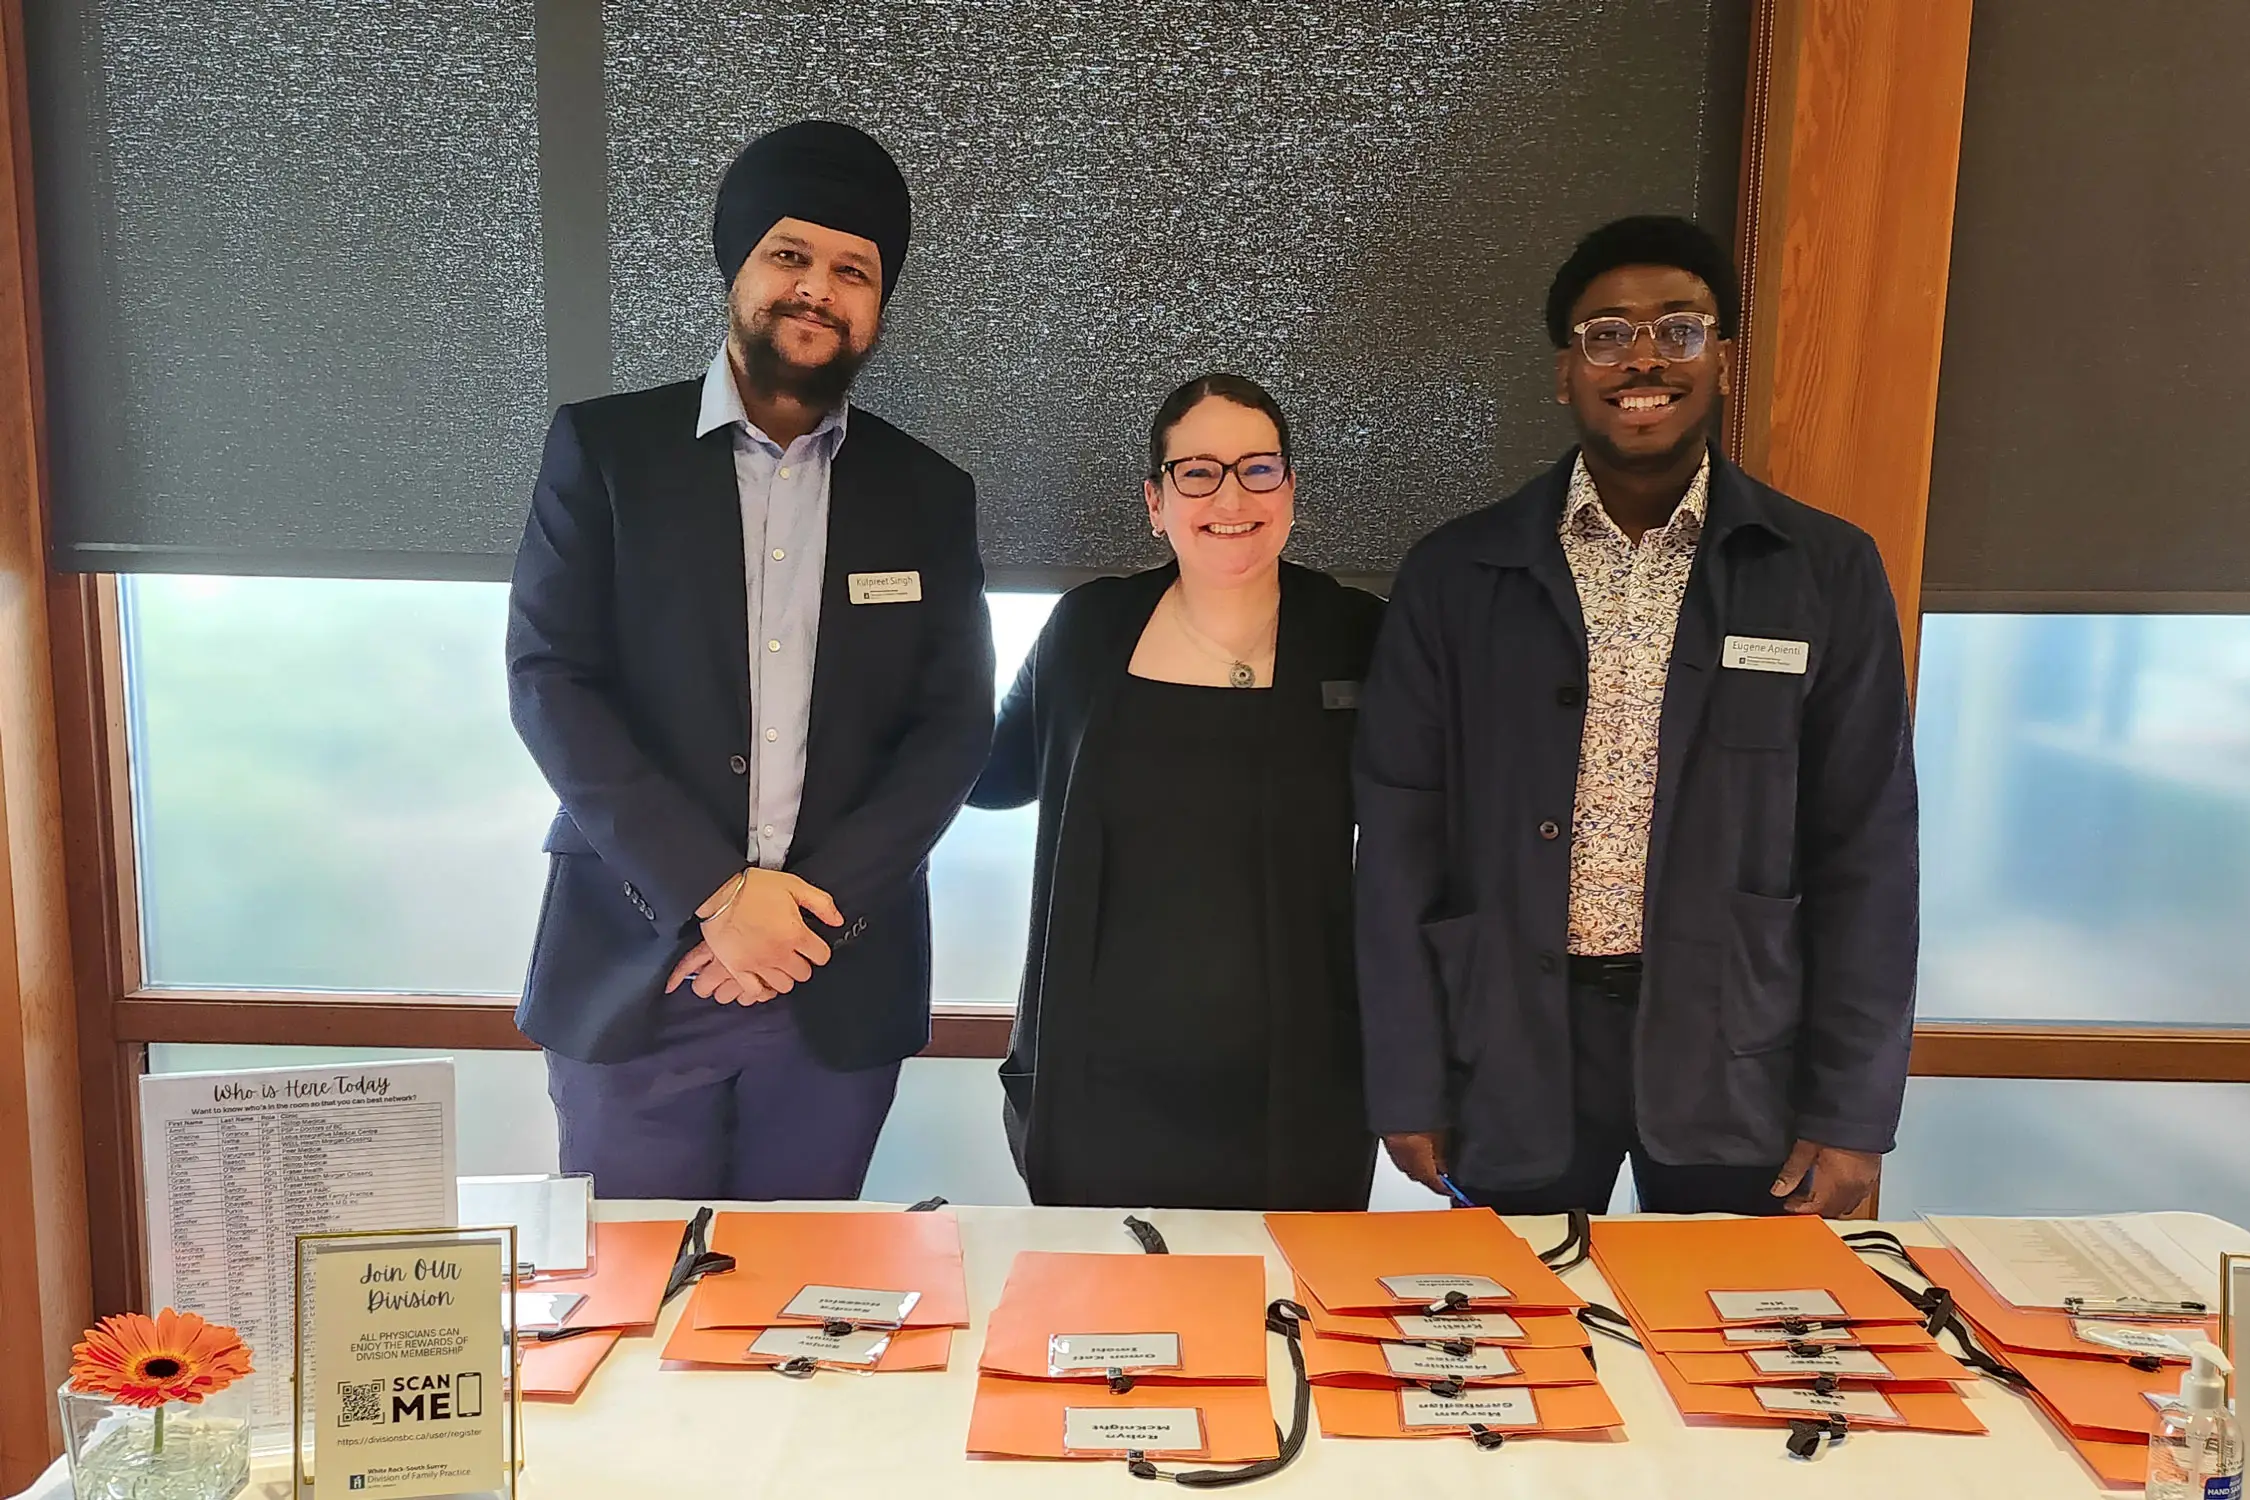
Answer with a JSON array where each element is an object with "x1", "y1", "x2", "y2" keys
[
  {"x1": 1708, "y1": 1289, "x2": 1846, "y2": 1323},
  {"x1": 1063, "y1": 1408, "x2": 1204, "y2": 1453},
  {"x1": 779, "y1": 1285, "x2": 921, "y2": 1325},
  {"x1": 1379, "y1": 1274, "x2": 1509, "y2": 1304},
  {"x1": 1747, "y1": 1347, "x2": 1894, "y2": 1378},
  {"x1": 1721, "y1": 635, "x2": 1810, "y2": 674},
  {"x1": 1397, "y1": 1388, "x2": 1538, "y2": 1431},
  {"x1": 747, "y1": 1325, "x2": 893, "y2": 1366},
  {"x1": 1754, "y1": 1387, "x2": 1902, "y2": 1424},
  {"x1": 1047, "y1": 1333, "x2": 1181, "y2": 1374},
  {"x1": 849, "y1": 571, "x2": 922, "y2": 604},
  {"x1": 1380, "y1": 1342, "x2": 1520, "y2": 1379}
]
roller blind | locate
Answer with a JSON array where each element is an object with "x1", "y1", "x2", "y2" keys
[
  {"x1": 1924, "y1": 0, "x2": 2250, "y2": 611},
  {"x1": 31, "y1": 0, "x2": 1747, "y2": 581}
]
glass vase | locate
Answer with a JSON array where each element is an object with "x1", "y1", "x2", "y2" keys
[{"x1": 57, "y1": 1380, "x2": 252, "y2": 1500}]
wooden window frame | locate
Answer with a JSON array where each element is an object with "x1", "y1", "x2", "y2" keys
[{"x1": 38, "y1": 0, "x2": 2250, "y2": 1321}]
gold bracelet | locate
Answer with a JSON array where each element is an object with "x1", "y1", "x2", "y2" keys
[{"x1": 707, "y1": 869, "x2": 751, "y2": 920}]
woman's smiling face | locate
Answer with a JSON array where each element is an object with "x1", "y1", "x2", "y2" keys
[{"x1": 1144, "y1": 395, "x2": 1295, "y2": 585}]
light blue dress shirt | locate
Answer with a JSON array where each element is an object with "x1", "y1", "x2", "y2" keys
[{"x1": 695, "y1": 344, "x2": 846, "y2": 871}]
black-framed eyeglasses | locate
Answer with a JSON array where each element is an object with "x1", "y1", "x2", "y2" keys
[
  {"x1": 1571, "y1": 311, "x2": 1719, "y2": 366},
  {"x1": 1155, "y1": 452, "x2": 1291, "y2": 498}
]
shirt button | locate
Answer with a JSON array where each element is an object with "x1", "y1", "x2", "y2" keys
[
  {"x1": 764, "y1": 728, "x2": 779, "y2": 742},
  {"x1": 1538, "y1": 819, "x2": 1562, "y2": 841},
  {"x1": 728, "y1": 754, "x2": 747, "y2": 774},
  {"x1": 779, "y1": 466, "x2": 793, "y2": 478},
  {"x1": 1538, "y1": 952, "x2": 1560, "y2": 975},
  {"x1": 772, "y1": 548, "x2": 786, "y2": 561},
  {"x1": 767, "y1": 639, "x2": 781, "y2": 652},
  {"x1": 762, "y1": 825, "x2": 777, "y2": 839},
  {"x1": 1556, "y1": 686, "x2": 1583, "y2": 708}
]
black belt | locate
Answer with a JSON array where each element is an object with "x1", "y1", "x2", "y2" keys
[{"x1": 1567, "y1": 953, "x2": 1642, "y2": 983}]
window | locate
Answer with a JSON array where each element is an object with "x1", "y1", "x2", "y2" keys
[
  {"x1": 1915, "y1": 613, "x2": 2250, "y2": 1027},
  {"x1": 122, "y1": 575, "x2": 1058, "y2": 1002}
]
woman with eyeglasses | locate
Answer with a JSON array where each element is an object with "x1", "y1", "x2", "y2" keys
[{"x1": 970, "y1": 372, "x2": 1383, "y2": 1210}]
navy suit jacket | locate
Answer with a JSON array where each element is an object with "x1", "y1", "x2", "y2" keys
[
  {"x1": 506, "y1": 379, "x2": 994, "y2": 1068},
  {"x1": 1354, "y1": 449, "x2": 1918, "y2": 1189}
]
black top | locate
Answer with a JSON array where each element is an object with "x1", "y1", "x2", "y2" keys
[{"x1": 971, "y1": 563, "x2": 1385, "y2": 1211}]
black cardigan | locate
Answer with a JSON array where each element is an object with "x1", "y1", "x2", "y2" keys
[{"x1": 971, "y1": 562, "x2": 1385, "y2": 1208}]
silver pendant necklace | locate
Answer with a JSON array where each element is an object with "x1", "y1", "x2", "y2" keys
[{"x1": 1169, "y1": 587, "x2": 1276, "y2": 689}]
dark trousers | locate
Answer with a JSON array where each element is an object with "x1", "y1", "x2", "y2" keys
[
  {"x1": 544, "y1": 991, "x2": 902, "y2": 1201},
  {"x1": 1461, "y1": 960, "x2": 1786, "y2": 1216}
]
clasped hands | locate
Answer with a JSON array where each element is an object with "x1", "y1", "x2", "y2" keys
[{"x1": 664, "y1": 868, "x2": 842, "y2": 1006}]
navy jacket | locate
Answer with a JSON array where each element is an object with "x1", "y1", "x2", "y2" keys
[
  {"x1": 506, "y1": 380, "x2": 994, "y2": 1068},
  {"x1": 1354, "y1": 449, "x2": 1917, "y2": 1189}
]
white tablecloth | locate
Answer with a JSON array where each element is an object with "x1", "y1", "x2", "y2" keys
[{"x1": 16, "y1": 1202, "x2": 2171, "y2": 1499}]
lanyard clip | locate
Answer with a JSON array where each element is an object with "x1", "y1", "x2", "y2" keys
[
  {"x1": 1107, "y1": 1367, "x2": 1136, "y2": 1395},
  {"x1": 1468, "y1": 1423, "x2": 1508, "y2": 1451}
]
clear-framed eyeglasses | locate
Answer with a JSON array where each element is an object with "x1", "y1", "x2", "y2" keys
[
  {"x1": 1571, "y1": 311, "x2": 1720, "y2": 366},
  {"x1": 1156, "y1": 453, "x2": 1291, "y2": 498}
]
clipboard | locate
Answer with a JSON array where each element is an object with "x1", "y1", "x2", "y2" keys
[
  {"x1": 1309, "y1": 1379, "x2": 1624, "y2": 1439},
  {"x1": 979, "y1": 1252, "x2": 1269, "y2": 1382},
  {"x1": 1919, "y1": 1244, "x2": 2212, "y2": 1362},
  {"x1": 1265, "y1": 1210, "x2": 1584, "y2": 1314},
  {"x1": 1589, "y1": 1216, "x2": 1921, "y2": 1331},
  {"x1": 966, "y1": 1373, "x2": 1281, "y2": 1461},
  {"x1": 689, "y1": 1211, "x2": 969, "y2": 1329}
]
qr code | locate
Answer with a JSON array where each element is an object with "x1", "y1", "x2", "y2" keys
[{"x1": 337, "y1": 1379, "x2": 385, "y2": 1426}]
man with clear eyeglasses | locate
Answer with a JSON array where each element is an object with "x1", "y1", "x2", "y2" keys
[{"x1": 1355, "y1": 216, "x2": 1917, "y2": 1219}]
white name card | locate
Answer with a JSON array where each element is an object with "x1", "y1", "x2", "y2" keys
[
  {"x1": 1721, "y1": 635, "x2": 1810, "y2": 674},
  {"x1": 1747, "y1": 1348, "x2": 1894, "y2": 1378},
  {"x1": 1047, "y1": 1333, "x2": 1181, "y2": 1373},
  {"x1": 1754, "y1": 1387, "x2": 1902, "y2": 1424},
  {"x1": 1709, "y1": 1289, "x2": 1846, "y2": 1323},
  {"x1": 848, "y1": 571, "x2": 922, "y2": 604},
  {"x1": 1722, "y1": 1323, "x2": 1856, "y2": 1345},
  {"x1": 1397, "y1": 1388, "x2": 1538, "y2": 1430},
  {"x1": 1379, "y1": 1342, "x2": 1521, "y2": 1380},
  {"x1": 748, "y1": 1325, "x2": 892, "y2": 1366},
  {"x1": 1063, "y1": 1408, "x2": 1203, "y2": 1453},
  {"x1": 1393, "y1": 1311, "x2": 1526, "y2": 1341},
  {"x1": 1378, "y1": 1274, "x2": 1508, "y2": 1303},
  {"x1": 2075, "y1": 1321, "x2": 2195, "y2": 1360},
  {"x1": 779, "y1": 1285, "x2": 921, "y2": 1325}
]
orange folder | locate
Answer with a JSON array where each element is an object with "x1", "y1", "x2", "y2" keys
[
  {"x1": 688, "y1": 1211, "x2": 969, "y2": 1329},
  {"x1": 1644, "y1": 1320, "x2": 1937, "y2": 1354},
  {"x1": 1311, "y1": 1379, "x2": 1624, "y2": 1439},
  {"x1": 536, "y1": 1218, "x2": 686, "y2": 1331},
  {"x1": 2005, "y1": 1349, "x2": 2182, "y2": 1441},
  {"x1": 1647, "y1": 1352, "x2": 1987, "y2": 1434},
  {"x1": 1589, "y1": 1217, "x2": 1922, "y2": 1331},
  {"x1": 2027, "y1": 1386, "x2": 2156, "y2": 1489},
  {"x1": 659, "y1": 1310, "x2": 955, "y2": 1372},
  {"x1": 1265, "y1": 1211, "x2": 1584, "y2": 1314},
  {"x1": 979, "y1": 1252, "x2": 1269, "y2": 1382},
  {"x1": 1661, "y1": 1345, "x2": 1971, "y2": 1386},
  {"x1": 967, "y1": 1373, "x2": 1281, "y2": 1461},
  {"x1": 1297, "y1": 1280, "x2": 1590, "y2": 1348},
  {"x1": 1917, "y1": 1244, "x2": 2214, "y2": 1363},
  {"x1": 519, "y1": 1330, "x2": 622, "y2": 1399},
  {"x1": 1301, "y1": 1325, "x2": 1597, "y2": 1387}
]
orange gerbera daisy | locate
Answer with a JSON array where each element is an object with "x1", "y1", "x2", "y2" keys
[{"x1": 69, "y1": 1309, "x2": 253, "y2": 1408}]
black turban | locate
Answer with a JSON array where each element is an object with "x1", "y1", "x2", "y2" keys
[{"x1": 711, "y1": 121, "x2": 912, "y2": 303}]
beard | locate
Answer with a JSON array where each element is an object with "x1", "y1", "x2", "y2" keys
[{"x1": 731, "y1": 299, "x2": 878, "y2": 410}]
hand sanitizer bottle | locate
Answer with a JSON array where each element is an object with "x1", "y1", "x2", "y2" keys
[{"x1": 2149, "y1": 1342, "x2": 2243, "y2": 1500}]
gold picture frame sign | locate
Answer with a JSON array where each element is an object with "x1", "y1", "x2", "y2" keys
[{"x1": 293, "y1": 1225, "x2": 524, "y2": 1499}]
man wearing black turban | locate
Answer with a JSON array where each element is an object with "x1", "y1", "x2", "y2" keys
[{"x1": 507, "y1": 121, "x2": 994, "y2": 1200}]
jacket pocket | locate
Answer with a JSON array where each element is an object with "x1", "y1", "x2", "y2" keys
[
  {"x1": 1711, "y1": 664, "x2": 1805, "y2": 750},
  {"x1": 1722, "y1": 888, "x2": 1803, "y2": 1056},
  {"x1": 1419, "y1": 911, "x2": 1486, "y2": 1067}
]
